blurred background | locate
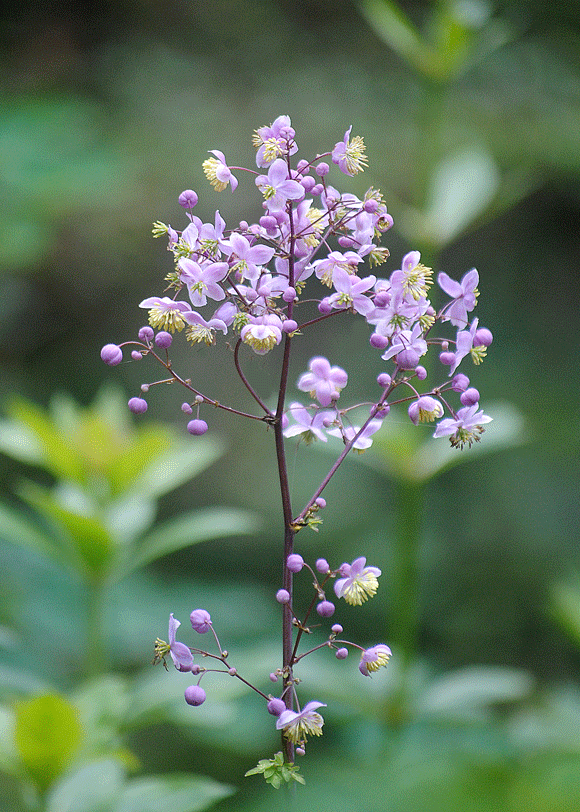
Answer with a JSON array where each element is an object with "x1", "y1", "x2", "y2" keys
[{"x1": 1, "y1": 1, "x2": 579, "y2": 810}]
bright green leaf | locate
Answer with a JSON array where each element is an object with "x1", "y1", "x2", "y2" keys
[
  {"x1": 46, "y1": 758, "x2": 125, "y2": 812},
  {"x1": 116, "y1": 507, "x2": 260, "y2": 578},
  {"x1": 14, "y1": 694, "x2": 83, "y2": 791},
  {"x1": 113, "y1": 774, "x2": 234, "y2": 812}
]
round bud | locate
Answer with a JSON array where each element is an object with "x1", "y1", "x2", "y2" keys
[
  {"x1": 269, "y1": 672, "x2": 279, "y2": 682},
  {"x1": 316, "y1": 600, "x2": 335, "y2": 618},
  {"x1": 364, "y1": 199, "x2": 379, "y2": 213},
  {"x1": 181, "y1": 402, "x2": 193, "y2": 414},
  {"x1": 128, "y1": 397, "x2": 148, "y2": 414},
  {"x1": 315, "y1": 162, "x2": 330, "y2": 176},
  {"x1": 415, "y1": 365, "x2": 427, "y2": 380},
  {"x1": 138, "y1": 326, "x2": 154, "y2": 342},
  {"x1": 267, "y1": 698, "x2": 286, "y2": 716},
  {"x1": 370, "y1": 333, "x2": 388, "y2": 349},
  {"x1": 184, "y1": 685, "x2": 206, "y2": 706},
  {"x1": 276, "y1": 589, "x2": 290, "y2": 604},
  {"x1": 311, "y1": 183, "x2": 324, "y2": 196},
  {"x1": 190, "y1": 609, "x2": 212, "y2": 633},
  {"x1": 331, "y1": 624, "x2": 343, "y2": 634},
  {"x1": 318, "y1": 299, "x2": 332, "y2": 315},
  {"x1": 178, "y1": 189, "x2": 198, "y2": 208},
  {"x1": 191, "y1": 664, "x2": 201, "y2": 675},
  {"x1": 228, "y1": 667, "x2": 237, "y2": 676},
  {"x1": 296, "y1": 159, "x2": 310, "y2": 173},
  {"x1": 315, "y1": 497, "x2": 326, "y2": 509},
  {"x1": 155, "y1": 331, "x2": 172, "y2": 349},
  {"x1": 131, "y1": 350, "x2": 143, "y2": 361},
  {"x1": 100, "y1": 344, "x2": 123, "y2": 365},
  {"x1": 296, "y1": 747, "x2": 306, "y2": 756},
  {"x1": 140, "y1": 384, "x2": 149, "y2": 393},
  {"x1": 282, "y1": 319, "x2": 298, "y2": 334},
  {"x1": 239, "y1": 220, "x2": 249, "y2": 231},
  {"x1": 377, "y1": 372, "x2": 392, "y2": 388},
  {"x1": 396, "y1": 348, "x2": 419, "y2": 370},
  {"x1": 259, "y1": 215, "x2": 277, "y2": 232},
  {"x1": 460, "y1": 387, "x2": 480, "y2": 406},
  {"x1": 187, "y1": 419, "x2": 208, "y2": 436},
  {"x1": 451, "y1": 373, "x2": 470, "y2": 392},
  {"x1": 282, "y1": 287, "x2": 296, "y2": 303},
  {"x1": 475, "y1": 327, "x2": 493, "y2": 347},
  {"x1": 439, "y1": 351, "x2": 456, "y2": 366},
  {"x1": 301, "y1": 175, "x2": 316, "y2": 192},
  {"x1": 315, "y1": 558, "x2": 330, "y2": 574},
  {"x1": 374, "y1": 292, "x2": 390, "y2": 307},
  {"x1": 337, "y1": 236, "x2": 354, "y2": 248},
  {"x1": 335, "y1": 647, "x2": 349, "y2": 659},
  {"x1": 286, "y1": 554, "x2": 304, "y2": 573}
]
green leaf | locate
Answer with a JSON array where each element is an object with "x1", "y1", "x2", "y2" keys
[
  {"x1": 46, "y1": 758, "x2": 125, "y2": 812},
  {"x1": 6, "y1": 398, "x2": 85, "y2": 483},
  {"x1": 19, "y1": 482, "x2": 115, "y2": 577},
  {"x1": 128, "y1": 437, "x2": 225, "y2": 500},
  {"x1": 116, "y1": 507, "x2": 260, "y2": 578},
  {"x1": 358, "y1": 0, "x2": 431, "y2": 76},
  {"x1": 422, "y1": 146, "x2": 500, "y2": 246},
  {"x1": 14, "y1": 694, "x2": 83, "y2": 791},
  {"x1": 0, "y1": 501, "x2": 69, "y2": 567},
  {"x1": 113, "y1": 774, "x2": 234, "y2": 812},
  {"x1": 0, "y1": 419, "x2": 44, "y2": 466},
  {"x1": 549, "y1": 577, "x2": 580, "y2": 649}
]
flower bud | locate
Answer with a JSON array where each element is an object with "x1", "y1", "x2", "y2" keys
[
  {"x1": 335, "y1": 647, "x2": 348, "y2": 659},
  {"x1": 184, "y1": 685, "x2": 206, "y2": 706},
  {"x1": 128, "y1": 397, "x2": 148, "y2": 414},
  {"x1": 190, "y1": 609, "x2": 212, "y2": 633},
  {"x1": 315, "y1": 558, "x2": 329, "y2": 573},
  {"x1": 316, "y1": 600, "x2": 335, "y2": 617},
  {"x1": 178, "y1": 189, "x2": 198, "y2": 208},
  {"x1": 287, "y1": 554, "x2": 304, "y2": 572},
  {"x1": 155, "y1": 331, "x2": 172, "y2": 348},
  {"x1": 276, "y1": 589, "x2": 290, "y2": 604},
  {"x1": 100, "y1": 344, "x2": 123, "y2": 365},
  {"x1": 138, "y1": 326, "x2": 154, "y2": 342},
  {"x1": 475, "y1": 327, "x2": 493, "y2": 346},
  {"x1": 282, "y1": 287, "x2": 297, "y2": 303},
  {"x1": 267, "y1": 698, "x2": 286, "y2": 716},
  {"x1": 315, "y1": 497, "x2": 326, "y2": 509},
  {"x1": 187, "y1": 419, "x2": 208, "y2": 435},
  {"x1": 377, "y1": 372, "x2": 391, "y2": 388},
  {"x1": 331, "y1": 624, "x2": 343, "y2": 634},
  {"x1": 370, "y1": 333, "x2": 388, "y2": 349},
  {"x1": 415, "y1": 365, "x2": 427, "y2": 380},
  {"x1": 181, "y1": 402, "x2": 193, "y2": 414},
  {"x1": 315, "y1": 162, "x2": 330, "y2": 176},
  {"x1": 451, "y1": 373, "x2": 470, "y2": 392},
  {"x1": 460, "y1": 387, "x2": 480, "y2": 406},
  {"x1": 439, "y1": 351, "x2": 456, "y2": 366},
  {"x1": 282, "y1": 319, "x2": 298, "y2": 334},
  {"x1": 131, "y1": 351, "x2": 143, "y2": 361}
]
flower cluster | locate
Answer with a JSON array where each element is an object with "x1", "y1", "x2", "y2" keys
[
  {"x1": 154, "y1": 552, "x2": 390, "y2": 764},
  {"x1": 101, "y1": 115, "x2": 491, "y2": 451},
  {"x1": 101, "y1": 117, "x2": 492, "y2": 782}
]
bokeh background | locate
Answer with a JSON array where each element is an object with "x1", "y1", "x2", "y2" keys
[{"x1": 1, "y1": 1, "x2": 579, "y2": 810}]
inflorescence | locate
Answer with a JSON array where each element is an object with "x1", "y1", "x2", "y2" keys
[{"x1": 101, "y1": 115, "x2": 492, "y2": 783}]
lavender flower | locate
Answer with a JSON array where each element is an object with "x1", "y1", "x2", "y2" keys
[
  {"x1": 276, "y1": 701, "x2": 326, "y2": 744},
  {"x1": 168, "y1": 614, "x2": 194, "y2": 671},
  {"x1": 434, "y1": 404, "x2": 493, "y2": 448},
  {"x1": 359, "y1": 644, "x2": 392, "y2": 676},
  {"x1": 334, "y1": 557, "x2": 381, "y2": 605},
  {"x1": 297, "y1": 357, "x2": 348, "y2": 407}
]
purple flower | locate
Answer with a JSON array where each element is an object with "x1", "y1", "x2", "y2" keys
[
  {"x1": 100, "y1": 344, "x2": 123, "y2": 365},
  {"x1": 331, "y1": 126, "x2": 368, "y2": 176},
  {"x1": 408, "y1": 396, "x2": 444, "y2": 425},
  {"x1": 139, "y1": 296, "x2": 194, "y2": 333},
  {"x1": 433, "y1": 404, "x2": 493, "y2": 449},
  {"x1": 334, "y1": 556, "x2": 381, "y2": 605},
  {"x1": 324, "y1": 268, "x2": 376, "y2": 317},
  {"x1": 202, "y1": 150, "x2": 238, "y2": 192},
  {"x1": 276, "y1": 701, "x2": 326, "y2": 744},
  {"x1": 326, "y1": 419, "x2": 383, "y2": 452},
  {"x1": 297, "y1": 357, "x2": 348, "y2": 407},
  {"x1": 221, "y1": 232, "x2": 275, "y2": 282},
  {"x1": 168, "y1": 614, "x2": 194, "y2": 671},
  {"x1": 255, "y1": 159, "x2": 304, "y2": 212},
  {"x1": 438, "y1": 268, "x2": 479, "y2": 327},
  {"x1": 253, "y1": 115, "x2": 298, "y2": 167},
  {"x1": 283, "y1": 403, "x2": 334, "y2": 443},
  {"x1": 359, "y1": 644, "x2": 392, "y2": 676},
  {"x1": 178, "y1": 258, "x2": 229, "y2": 306},
  {"x1": 381, "y1": 323, "x2": 428, "y2": 370}
]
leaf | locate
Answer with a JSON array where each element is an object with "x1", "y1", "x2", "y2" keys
[
  {"x1": 46, "y1": 758, "x2": 125, "y2": 812},
  {"x1": 0, "y1": 419, "x2": 44, "y2": 466},
  {"x1": 14, "y1": 694, "x2": 83, "y2": 791},
  {"x1": 128, "y1": 437, "x2": 225, "y2": 499},
  {"x1": 113, "y1": 774, "x2": 234, "y2": 812},
  {"x1": 0, "y1": 501, "x2": 70, "y2": 567},
  {"x1": 422, "y1": 146, "x2": 501, "y2": 246},
  {"x1": 549, "y1": 578, "x2": 580, "y2": 649},
  {"x1": 18, "y1": 482, "x2": 115, "y2": 577},
  {"x1": 115, "y1": 506, "x2": 260, "y2": 578}
]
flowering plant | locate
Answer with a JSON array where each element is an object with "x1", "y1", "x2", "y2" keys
[{"x1": 101, "y1": 115, "x2": 492, "y2": 786}]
